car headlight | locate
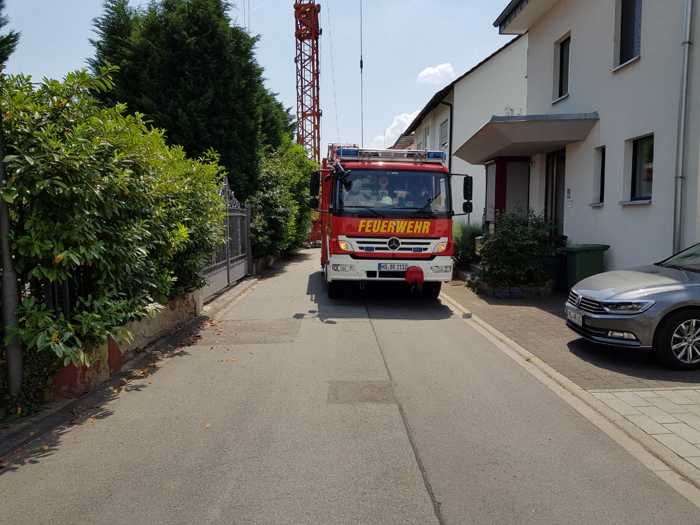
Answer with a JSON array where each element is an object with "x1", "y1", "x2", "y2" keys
[
  {"x1": 602, "y1": 301, "x2": 655, "y2": 314},
  {"x1": 434, "y1": 242, "x2": 448, "y2": 253},
  {"x1": 338, "y1": 240, "x2": 353, "y2": 252}
]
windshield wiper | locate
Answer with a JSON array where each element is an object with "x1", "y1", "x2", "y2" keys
[
  {"x1": 414, "y1": 193, "x2": 441, "y2": 215},
  {"x1": 341, "y1": 206, "x2": 388, "y2": 218},
  {"x1": 657, "y1": 262, "x2": 691, "y2": 272}
]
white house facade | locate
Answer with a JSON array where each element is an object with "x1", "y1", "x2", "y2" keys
[
  {"x1": 396, "y1": 35, "x2": 528, "y2": 225},
  {"x1": 456, "y1": 0, "x2": 700, "y2": 270}
]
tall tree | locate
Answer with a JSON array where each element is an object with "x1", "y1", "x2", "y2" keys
[
  {"x1": 90, "y1": 0, "x2": 293, "y2": 200},
  {"x1": 258, "y1": 89, "x2": 295, "y2": 153},
  {"x1": 0, "y1": 0, "x2": 18, "y2": 68},
  {"x1": 0, "y1": 0, "x2": 21, "y2": 398},
  {"x1": 88, "y1": 0, "x2": 134, "y2": 106}
]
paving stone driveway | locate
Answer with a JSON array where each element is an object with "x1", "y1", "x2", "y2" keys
[
  {"x1": 443, "y1": 282, "x2": 700, "y2": 391},
  {"x1": 592, "y1": 389, "x2": 700, "y2": 468}
]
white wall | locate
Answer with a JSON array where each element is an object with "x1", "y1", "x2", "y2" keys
[
  {"x1": 525, "y1": 0, "x2": 695, "y2": 269},
  {"x1": 683, "y1": 3, "x2": 700, "y2": 252},
  {"x1": 413, "y1": 35, "x2": 528, "y2": 227}
]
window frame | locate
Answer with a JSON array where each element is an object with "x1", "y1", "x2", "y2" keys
[
  {"x1": 594, "y1": 146, "x2": 606, "y2": 205},
  {"x1": 630, "y1": 134, "x2": 654, "y2": 201},
  {"x1": 439, "y1": 119, "x2": 449, "y2": 150},
  {"x1": 558, "y1": 36, "x2": 571, "y2": 99},
  {"x1": 553, "y1": 33, "x2": 571, "y2": 102},
  {"x1": 616, "y1": 0, "x2": 642, "y2": 67}
]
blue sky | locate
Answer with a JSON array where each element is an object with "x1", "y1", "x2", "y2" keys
[{"x1": 5, "y1": 0, "x2": 512, "y2": 154}]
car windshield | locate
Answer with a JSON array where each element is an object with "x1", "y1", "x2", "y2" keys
[
  {"x1": 335, "y1": 169, "x2": 451, "y2": 216},
  {"x1": 658, "y1": 243, "x2": 700, "y2": 272}
]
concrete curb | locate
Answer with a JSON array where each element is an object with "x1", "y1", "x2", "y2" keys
[
  {"x1": 439, "y1": 291, "x2": 700, "y2": 509},
  {"x1": 203, "y1": 277, "x2": 258, "y2": 317}
]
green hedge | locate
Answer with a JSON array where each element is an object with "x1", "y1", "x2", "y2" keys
[
  {"x1": 0, "y1": 70, "x2": 225, "y2": 410},
  {"x1": 453, "y1": 222, "x2": 482, "y2": 268},
  {"x1": 248, "y1": 142, "x2": 316, "y2": 259},
  {"x1": 478, "y1": 212, "x2": 561, "y2": 288}
]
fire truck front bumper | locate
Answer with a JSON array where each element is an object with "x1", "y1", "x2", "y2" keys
[{"x1": 326, "y1": 255, "x2": 454, "y2": 283}]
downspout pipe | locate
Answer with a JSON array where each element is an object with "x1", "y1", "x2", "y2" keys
[{"x1": 674, "y1": 0, "x2": 694, "y2": 253}]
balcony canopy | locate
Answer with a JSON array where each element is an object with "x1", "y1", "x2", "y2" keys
[{"x1": 454, "y1": 112, "x2": 599, "y2": 165}]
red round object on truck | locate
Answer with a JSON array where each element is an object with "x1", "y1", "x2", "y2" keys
[{"x1": 405, "y1": 266, "x2": 424, "y2": 285}]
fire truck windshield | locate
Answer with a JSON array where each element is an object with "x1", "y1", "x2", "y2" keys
[{"x1": 335, "y1": 170, "x2": 451, "y2": 217}]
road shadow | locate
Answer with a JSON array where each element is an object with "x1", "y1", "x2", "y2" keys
[
  {"x1": 258, "y1": 250, "x2": 317, "y2": 281},
  {"x1": 0, "y1": 317, "x2": 209, "y2": 475},
  {"x1": 306, "y1": 271, "x2": 454, "y2": 322},
  {"x1": 567, "y1": 338, "x2": 700, "y2": 385}
]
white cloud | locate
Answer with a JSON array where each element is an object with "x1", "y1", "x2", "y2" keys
[
  {"x1": 416, "y1": 63, "x2": 456, "y2": 86},
  {"x1": 370, "y1": 110, "x2": 419, "y2": 149}
]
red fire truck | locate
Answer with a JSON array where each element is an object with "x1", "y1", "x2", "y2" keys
[{"x1": 310, "y1": 145, "x2": 472, "y2": 299}]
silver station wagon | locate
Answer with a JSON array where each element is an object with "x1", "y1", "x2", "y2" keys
[{"x1": 566, "y1": 243, "x2": 700, "y2": 370}]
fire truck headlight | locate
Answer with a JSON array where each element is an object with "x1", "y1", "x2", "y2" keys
[
  {"x1": 338, "y1": 240, "x2": 353, "y2": 252},
  {"x1": 434, "y1": 242, "x2": 448, "y2": 253},
  {"x1": 430, "y1": 265, "x2": 453, "y2": 274}
]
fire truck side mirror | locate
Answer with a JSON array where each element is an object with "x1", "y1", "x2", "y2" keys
[
  {"x1": 463, "y1": 175, "x2": 473, "y2": 201},
  {"x1": 309, "y1": 197, "x2": 319, "y2": 210},
  {"x1": 310, "y1": 171, "x2": 321, "y2": 197},
  {"x1": 462, "y1": 201, "x2": 473, "y2": 214}
]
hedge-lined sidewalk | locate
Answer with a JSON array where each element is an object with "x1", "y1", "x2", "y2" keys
[{"x1": 442, "y1": 281, "x2": 700, "y2": 391}]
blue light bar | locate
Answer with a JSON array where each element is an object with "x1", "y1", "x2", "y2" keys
[
  {"x1": 330, "y1": 145, "x2": 447, "y2": 164},
  {"x1": 337, "y1": 147, "x2": 359, "y2": 158},
  {"x1": 427, "y1": 151, "x2": 446, "y2": 161}
]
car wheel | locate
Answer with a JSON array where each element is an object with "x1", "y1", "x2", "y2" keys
[
  {"x1": 423, "y1": 282, "x2": 442, "y2": 300},
  {"x1": 655, "y1": 309, "x2": 700, "y2": 370}
]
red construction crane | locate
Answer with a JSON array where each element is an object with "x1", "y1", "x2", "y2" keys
[{"x1": 294, "y1": 0, "x2": 321, "y2": 163}]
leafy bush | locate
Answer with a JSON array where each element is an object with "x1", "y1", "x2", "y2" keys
[
  {"x1": 249, "y1": 142, "x2": 317, "y2": 258},
  {"x1": 478, "y1": 212, "x2": 560, "y2": 288},
  {"x1": 453, "y1": 222, "x2": 482, "y2": 268},
  {"x1": 0, "y1": 70, "x2": 225, "y2": 378}
]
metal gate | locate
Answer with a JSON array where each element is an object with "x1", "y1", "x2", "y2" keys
[{"x1": 202, "y1": 180, "x2": 252, "y2": 301}]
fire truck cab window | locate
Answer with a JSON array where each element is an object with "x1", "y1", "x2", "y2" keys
[{"x1": 337, "y1": 170, "x2": 451, "y2": 216}]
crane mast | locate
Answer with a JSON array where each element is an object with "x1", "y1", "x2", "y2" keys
[{"x1": 294, "y1": 0, "x2": 321, "y2": 163}]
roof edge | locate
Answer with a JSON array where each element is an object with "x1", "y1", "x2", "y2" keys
[
  {"x1": 403, "y1": 34, "x2": 525, "y2": 137},
  {"x1": 493, "y1": 0, "x2": 529, "y2": 30}
]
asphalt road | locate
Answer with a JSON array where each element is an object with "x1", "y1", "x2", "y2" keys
[{"x1": 2, "y1": 250, "x2": 700, "y2": 524}]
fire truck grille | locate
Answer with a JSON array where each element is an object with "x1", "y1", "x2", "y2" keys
[{"x1": 350, "y1": 237, "x2": 435, "y2": 254}]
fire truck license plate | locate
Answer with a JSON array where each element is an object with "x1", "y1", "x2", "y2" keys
[{"x1": 379, "y1": 263, "x2": 408, "y2": 272}]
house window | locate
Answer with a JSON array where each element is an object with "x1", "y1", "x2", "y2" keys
[
  {"x1": 596, "y1": 146, "x2": 606, "y2": 203},
  {"x1": 424, "y1": 126, "x2": 430, "y2": 149},
  {"x1": 631, "y1": 135, "x2": 653, "y2": 200},
  {"x1": 439, "y1": 119, "x2": 449, "y2": 150},
  {"x1": 556, "y1": 36, "x2": 571, "y2": 99},
  {"x1": 619, "y1": 0, "x2": 642, "y2": 64}
]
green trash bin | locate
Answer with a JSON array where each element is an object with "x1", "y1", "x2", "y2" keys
[{"x1": 561, "y1": 244, "x2": 610, "y2": 289}]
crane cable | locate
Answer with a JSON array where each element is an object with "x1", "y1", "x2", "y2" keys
[
  {"x1": 359, "y1": 0, "x2": 364, "y2": 147},
  {"x1": 324, "y1": 0, "x2": 341, "y2": 143}
]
